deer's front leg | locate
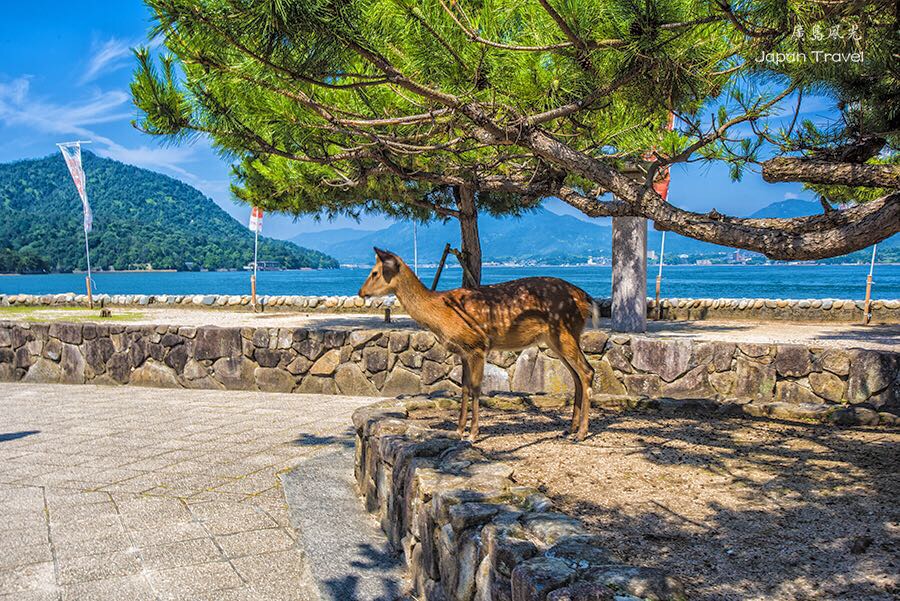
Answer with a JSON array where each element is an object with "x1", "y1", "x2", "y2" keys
[{"x1": 457, "y1": 358, "x2": 470, "y2": 437}]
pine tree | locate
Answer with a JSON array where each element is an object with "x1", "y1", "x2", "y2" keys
[{"x1": 132, "y1": 0, "x2": 899, "y2": 263}]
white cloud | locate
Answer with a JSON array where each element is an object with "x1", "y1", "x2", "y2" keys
[
  {"x1": 783, "y1": 192, "x2": 801, "y2": 200},
  {"x1": 0, "y1": 76, "x2": 130, "y2": 136},
  {"x1": 0, "y1": 75, "x2": 201, "y2": 181},
  {"x1": 80, "y1": 38, "x2": 133, "y2": 84}
]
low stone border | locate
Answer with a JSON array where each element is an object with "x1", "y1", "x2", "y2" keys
[
  {"x1": 353, "y1": 397, "x2": 689, "y2": 601},
  {"x1": 2, "y1": 292, "x2": 898, "y2": 322},
  {"x1": 0, "y1": 292, "x2": 395, "y2": 313},
  {"x1": 1, "y1": 322, "x2": 897, "y2": 422}
]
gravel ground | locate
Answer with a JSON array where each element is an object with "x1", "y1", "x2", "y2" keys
[
  {"x1": 2, "y1": 306, "x2": 897, "y2": 350},
  {"x1": 413, "y1": 408, "x2": 900, "y2": 601}
]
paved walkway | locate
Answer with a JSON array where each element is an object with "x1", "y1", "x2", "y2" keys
[
  {"x1": 0, "y1": 384, "x2": 395, "y2": 601},
  {"x1": 3, "y1": 307, "x2": 897, "y2": 350}
]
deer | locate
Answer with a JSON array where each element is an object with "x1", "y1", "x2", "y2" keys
[{"x1": 358, "y1": 248, "x2": 598, "y2": 441}]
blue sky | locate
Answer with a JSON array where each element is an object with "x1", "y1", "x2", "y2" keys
[{"x1": 0, "y1": 1, "x2": 827, "y2": 240}]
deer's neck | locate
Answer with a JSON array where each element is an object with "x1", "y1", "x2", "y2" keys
[{"x1": 392, "y1": 268, "x2": 442, "y2": 330}]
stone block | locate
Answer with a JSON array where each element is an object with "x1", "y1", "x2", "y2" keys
[
  {"x1": 774, "y1": 345, "x2": 812, "y2": 377},
  {"x1": 693, "y1": 342, "x2": 735, "y2": 372},
  {"x1": 49, "y1": 323, "x2": 82, "y2": 345},
  {"x1": 212, "y1": 356, "x2": 256, "y2": 389},
  {"x1": 483, "y1": 363, "x2": 511, "y2": 393},
  {"x1": 733, "y1": 358, "x2": 775, "y2": 401},
  {"x1": 309, "y1": 349, "x2": 341, "y2": 376},
  {"x1": 22, "y1": 358, "x2": 62, "y2": 383},
  {"x1": 813, "y1": 349, "x2": 851, "y2": 376},
  {"x1": 254, "y1": 367, "x2": 295, "y2": 392},
  {"x1": 631, "y1": 338, "x2": 693, "y2": 382},
  {"x1": 661, "y1": 365, "x2": 713, "y2": 399},
  {"x1": 586, "y1": 566, "x2": 685, "y2": 601},
  {"x1": 364, "y1": 347, "x2": 389, "y2": 373},
  {"x1": 193, "y1": 328, "x2": 241, "y2": 361},
  {"x1": 847, "y1": 351, "x2": 898, "y2": 404},
  {"x1": 774, "y1": 381, "x2": 823, "y2": 405},
  {"x1": 808, "y1": 371, "x2": 845, "y2": 403},
  {"x1": 622, "y1": 374, "x2": 661, "y2": 397},
  {"x1": 580, "y1": 331, "x2": 609, "y2": 354},
  {"x1": 60, "y1": 344, "x2": 86, "y2": 384},
  {"x1": 131, "y1": 359, "x2": 179, "y2": 388},
  {"x1": 382, "y1": 366, "x2": 422, "y2": 396},
  {"x1": 591, "y1": 359, "x2": 626, "y2": 396},
  {"x1": 511, "y1": 557, "x2": 576, "y2": 601},
  {"x1": 335, "y1": 362, "x2": 378, "y2": 396}
]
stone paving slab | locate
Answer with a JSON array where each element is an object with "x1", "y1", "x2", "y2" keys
[
  {"x1": 0, "y1": 383, "x2": 382, "y2": 601},
  {"x1": 281, "y1": 447, "x2": 408, "y2": 601}
]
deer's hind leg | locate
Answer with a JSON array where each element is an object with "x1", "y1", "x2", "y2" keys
[
  {"x1": 549, "y1": 328, "x2": 595, "y2": 441},
  {"x1": 466, "y1": 351, "x2": 485, "y2": 441}
]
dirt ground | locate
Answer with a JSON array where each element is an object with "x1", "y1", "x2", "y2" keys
[{"x1": 412, "y1": 408, "x2": 900, "y2": 601}]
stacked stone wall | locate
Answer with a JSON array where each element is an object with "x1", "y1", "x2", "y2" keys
[
  {"x1": 352, "y1": 398, "x2": 688, "y2": 601},
  {"x1": 1, "y1": 321, "x2": 897, "y2": 425}
]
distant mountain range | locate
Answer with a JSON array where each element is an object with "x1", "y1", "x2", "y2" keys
[
  {"x1": 0, "y1": 153, "x2": 338, "y2": 273},
  {"x1": 294, "y1": 198, "x2": 896, "y2": 265}
]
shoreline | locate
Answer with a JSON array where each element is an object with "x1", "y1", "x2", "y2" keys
[{"x1": 3, "y1": 262, "x2": 899, "y2": 276}]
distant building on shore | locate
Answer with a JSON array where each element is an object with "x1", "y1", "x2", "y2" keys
[{"x1": 243, "y1": 260, "x2": 283, "y2": 271}]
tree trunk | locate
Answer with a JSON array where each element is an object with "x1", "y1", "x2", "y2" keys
[{"x1": 454, "y1": 184, "x2": 482, "y2": 288}]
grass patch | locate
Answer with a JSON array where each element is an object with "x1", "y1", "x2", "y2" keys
[{"x1": 0, "y1": 305, "x2": 144, "y2": 322}]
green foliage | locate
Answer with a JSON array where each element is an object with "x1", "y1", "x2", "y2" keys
[
  {"x1": 0, "y1": 153, "x2": 338, "y2": 274},
  {"x1": 129, "y1": 0, "x2": 899, "y2": 238}
]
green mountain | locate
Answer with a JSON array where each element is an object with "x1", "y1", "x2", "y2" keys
[{"x1": 0, "y1": 153, "x2": 337, "y2": 273}]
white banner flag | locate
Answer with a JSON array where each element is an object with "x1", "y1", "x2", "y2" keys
[
  {"x1": 58, "y1": 142, "x2": 93, "y2": 233},
  {"x1": 249, "y1": 206, "x2": 263, "y2": 233}
]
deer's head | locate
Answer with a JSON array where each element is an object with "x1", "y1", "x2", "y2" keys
[{"x1": 359, "y1": 247, "x2": 402, "y2": 297}]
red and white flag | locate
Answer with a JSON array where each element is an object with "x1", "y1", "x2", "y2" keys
[
  {"x1": 57, "y1": 142, "x2": 92, "y2": 232},
  {"x1": 248, "y1": 207, "x2": 263, "y2": 233},
  {"x1": 645, "y1": 112, "x2": 675, "y2": 201}
]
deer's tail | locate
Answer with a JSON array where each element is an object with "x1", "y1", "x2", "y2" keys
[{"x1": 584, "y1": 294, "x2": 600, "y2": 330}]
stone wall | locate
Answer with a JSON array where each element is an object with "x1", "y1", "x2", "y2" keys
[
  {"x1": 2, "y1": 321, "x2": 897, "y2": 425},
  {"x1": 3, "y1": 292, "x2": 898, "y2": 323},
  {"x1": 352, "y1": 398, "x2": 687, "y2": 601}
]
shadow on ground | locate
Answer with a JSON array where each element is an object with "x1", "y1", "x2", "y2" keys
[
  {"x1": 0, "y1": 430, "x2": 40, "y2": 442},
  {"x1": 420, "y1": 407, "x2": 899, "y2": 601}
]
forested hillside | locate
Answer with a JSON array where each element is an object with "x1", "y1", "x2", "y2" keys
[{"x1": 0, "y1": 153, "x2": 337, "y2": 273}]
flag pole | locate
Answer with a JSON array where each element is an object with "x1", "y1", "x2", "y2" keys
[
  {"x1": 413, "y1": 221, "x2": 418, "y2": 276},
  {"x1": 251, "y1": 223, "x2": 259, "y2": 311},
  {"x1": 863, "y1": 244, "x2": 876, "y2": 325},
  {"x1": 654, "y1": 231, "x2": 666, "y2": 320},
  {"x1": 57, "y1": 140, "x2": 94, "y2": 308},
  {"x1": 84, "y1": 226, "x2": 93, "y2": 309}
]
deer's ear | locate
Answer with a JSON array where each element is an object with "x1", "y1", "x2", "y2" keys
[
  {"x1": 380, "y1": 252, "x2": 400, "y2": 283},
  {"x1": 374, "y1": 247, "x2": 391, "y2": 262}
]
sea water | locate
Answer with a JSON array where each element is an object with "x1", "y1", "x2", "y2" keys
[{"x1": 1, "y1": 264, "x2": 898, "y2": 300}]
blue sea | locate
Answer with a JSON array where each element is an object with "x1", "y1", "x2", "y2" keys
[{"x1": 1, "y1": 264, "x2": 898, "y2": 300}]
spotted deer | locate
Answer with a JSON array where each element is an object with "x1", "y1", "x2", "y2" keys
[{"x1": 358, "y1": 248, "x2": 598, "y2": 441}]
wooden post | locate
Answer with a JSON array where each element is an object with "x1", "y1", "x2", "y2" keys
[
  {"x1": 863, "y1": 244, "x2": 876, "y2": 325},
  {"x1": 654, "y1": 231, "x2": 665, "y2": 320},
  {"x1": 863, "y1": 275, "x2": 873, "y2": 324},
  {"x1": 654, "y1": 275, "x2": 662, "y2": 320},
  {"x1": 431, "y1": 243, "x2": 452, "y2": 291},
  {"x1": 251, "y1": 274, "x2": 257, "y2": 311},
  {"x1": 85, "y1": 275, "x2": 93, "y2": 309}
]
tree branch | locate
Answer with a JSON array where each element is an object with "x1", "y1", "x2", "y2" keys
[{"x1": 762, "y1": 158, "x2": 900, "y2": 188}]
